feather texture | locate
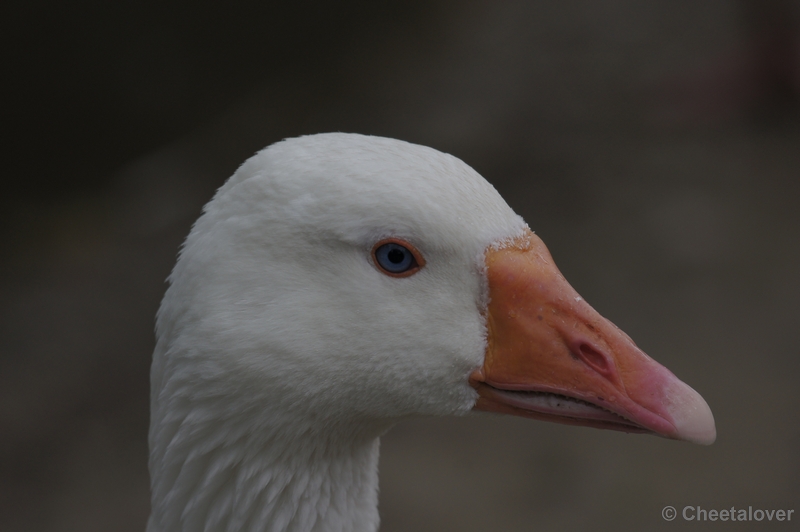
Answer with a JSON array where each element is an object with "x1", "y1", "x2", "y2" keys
[{"x1": 149, "y1": 133, "x2": 525, "y2": 531}]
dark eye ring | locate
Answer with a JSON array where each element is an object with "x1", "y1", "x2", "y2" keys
[{"x1": 371, "y1": 238, "x2": 425, "y2": 277}]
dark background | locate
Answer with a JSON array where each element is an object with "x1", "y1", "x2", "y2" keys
[{"x1": 2, "y1": 1, "x2": 799, "y2": 530}]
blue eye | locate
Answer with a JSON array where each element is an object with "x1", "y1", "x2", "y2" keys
[{"x1": 372, "y1": 239, "x2": 424, "y2": 277}]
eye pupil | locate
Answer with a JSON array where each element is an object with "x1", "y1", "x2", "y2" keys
[{"x1": 387, "y1": 248, "x2": 405, "y2": 264}]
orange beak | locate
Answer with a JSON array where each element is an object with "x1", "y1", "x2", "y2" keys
[{"x1": 471, "y1": 229, "x2": 716, "y2": 445}]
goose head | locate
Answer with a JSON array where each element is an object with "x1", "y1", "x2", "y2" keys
[{"x1": 149, "y1": 133, "x2": 715, "y2": 532}]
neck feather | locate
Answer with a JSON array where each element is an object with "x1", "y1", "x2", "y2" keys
[{"x1": 148, "y1": 395, "x2": 385, "y2": 532}]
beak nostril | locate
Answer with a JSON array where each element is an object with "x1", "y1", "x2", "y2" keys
[{"x1": 576, "y1": 342, "x2": 614, "y2": 378}]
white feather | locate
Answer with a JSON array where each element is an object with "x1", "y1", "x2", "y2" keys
[{"x1": 148, "y1": 133, "x2": 526, "y2": 532}]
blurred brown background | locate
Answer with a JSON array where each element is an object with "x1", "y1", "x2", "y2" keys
[{"x1": 2, "y1": 1, "x2": 799, "y2": 530}]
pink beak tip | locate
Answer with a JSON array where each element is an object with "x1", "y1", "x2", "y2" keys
[{"x1": 664, "y1": 379, "x2": 717, "y2": 445}]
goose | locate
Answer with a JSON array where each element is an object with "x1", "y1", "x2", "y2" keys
[{"x1": 148, "y1": 133, "x2": 715, "y2": 532}]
